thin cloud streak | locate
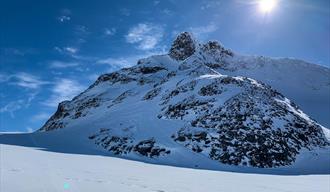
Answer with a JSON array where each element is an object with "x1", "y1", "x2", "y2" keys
[
  {"x1": 0, "y1": 72, "x2": 50, "y2": 89},
  {"x1": 42, "y1": 79, "x2": 86, "y2": 107},
  {"x1": 49, "y1": 61, "x2": 80, "y2": 68},
  {"x1": 126, "y1": 23, "x2": 164, "y2": 50}
]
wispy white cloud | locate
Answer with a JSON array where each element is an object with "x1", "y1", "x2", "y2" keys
[
  {"x1": 97, "y1": 57, "x2": 133, "y2": 69},
  {"x1": 0, "y1": 92, "x2": 37, "y2": 118},
  {"x1": 162, "y1": 9, "x2": 173, "y2": 16},
  {"x1": 31, "y1": 112, "x2": 51, "y2": 122},
  {"x1": 53, "y1": 26, "x2": 88, "y2": 55},
  {"x1": 42, "y1": 79, "x2": 85, "y2": 107},
  {"x1": 189, "y1": 23, "x2": 218, "y2": 38},
  {"x1": 55, "y1": 46, "x2": 79, "y2": 54},
  {"x1": 54, "y1": 46, "x2": 79, "y2": 57},
  {"x1": 104, "y1": 28, "x2": 116, "y2": 36},
  {"x1": 65, "y1": 47, "x2": 78, "y2": 54},
  {"x1": 49, "y1": 60, "x2": 79, "y2": 68},
  {"x1": 58, "y1": 8, "x2": 71, "y2": 23},
  {"x1": 54, "y1": 46, "x2": 63, "y2": 53},
  {"x1": 126, "y1": 23, "x2": 164, "y2": 50},
  {"x1": 54, "y1": 47, "x2": 97, "y2": 62},
  {"x1": 73, "y1": 25, "x2": 90, "y2": 45},
  {"x1": 200, "y1": 0, "x2": 221, "y2": 10},
  {"x1": 97, "y1": 49, "x2": 167, "y2": 71},
  {"x1": 1, "y1": 72, "x2": 49, "y2": 89},
  {"x1": 50, "y1": 47, "x2": 98, "y2": 64},
  {"x1": 75, "y1": 25, "x2": 89, "y2": 36},
  {"x1": 0, "y1": 100, "x2": 24, "y2": 118},
  {"x1": 58, "y1": 15, "x2": 71, "y2": 22},
  {"x1": 14, "y1": 72, "x2": 49, "y2": 89},
  {"x1": 25, "y1": 92, "x2": 38, "y2": 108}
]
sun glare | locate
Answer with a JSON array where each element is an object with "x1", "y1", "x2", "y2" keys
[{"x1": 259, "y1": 0, "x2": 277, "y2": 13}]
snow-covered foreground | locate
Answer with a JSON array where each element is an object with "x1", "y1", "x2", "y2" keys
[{"x1": 1, "y1": 144, "x2": 329, "y2": 192}]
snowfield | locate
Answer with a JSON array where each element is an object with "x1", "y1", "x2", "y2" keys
[{"x1": 1, "y1": 143, "x2": 329, "y2": 192}]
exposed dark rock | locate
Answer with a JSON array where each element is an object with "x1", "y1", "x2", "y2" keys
[
  {"x1": 171, "y1": 84, "x2": 329, "y2": 168},
  {"x1": 161, "y1": 96, "x2": 213, "y2": 120},
  {"x1": 39, "y1": 101, "x2": 71, "y2": 131},
  {"x1": 202, "y1": 41, "x2": 234, "y2": 57},
  {"x1": 143, "y1": 87, "x2": 162, "y2": 100},
  {"x1": 169, "y1": 32, "x2": 196, "y2": 60},
  {"x1": 161, "y1": 80, "x2": 197, "y2": 104},
  {"x1": 199, "y1": 83, "x2": 223, "y2": 96},
  {"x1": 73, "y1": 98, "x2": 101, "y2": 119},
  {"x1": 139, "y1": 66, "x2": 167, "y2": 74},
  {"x1": 89, "y1": 129, "x2": 170, "y2": 158},
  {"x1": 112, "y1": 90, "x2": 135, "y2": 105},
  {"x1": 133, "y1": 139, "x2": 170, "y2": 157},
  {"x1": 94, "y1": 72, "x2": 136, "y2": 86}
]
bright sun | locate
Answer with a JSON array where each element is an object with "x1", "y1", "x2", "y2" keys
[{"x1": 259, "y1": 0, "x2": 277, "y2": 13}]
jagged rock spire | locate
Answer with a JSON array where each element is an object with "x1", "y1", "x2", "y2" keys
[
  {"x1": 169, "y1": 32, "x2": 234, "y2": 61},
  {"x1": 169, "y1": 32, "x2": 197, "y2": 61}
]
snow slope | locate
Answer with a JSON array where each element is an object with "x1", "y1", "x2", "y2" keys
[
  {"x1": 1, "y1": 143, "x2": 330, "y2": 192},
  {"x1": 215, "y1": 56, "x2": 330, "y2": 128}
]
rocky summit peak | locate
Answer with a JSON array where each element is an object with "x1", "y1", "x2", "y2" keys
[
  {"x1": 169, "y1": 32, "x2": 197, "y2": 61},
  {"x1": 201, "y1": 40, "x2": 234, "y2": 57},
  {"x1": 169, "y1": 32, "x2": 234, "y2": 62}
]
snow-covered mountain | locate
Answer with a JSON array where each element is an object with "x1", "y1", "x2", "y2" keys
[{"x1": 33, "y1": 32, "x2": 329, "y2": 170}]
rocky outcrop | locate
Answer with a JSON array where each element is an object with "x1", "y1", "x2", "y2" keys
[
  {"x1": 89, "y1": 128, "x2": 171, "y2": 157},
  {"x1": 169, "y1": 32, "x2": 196, "y2": 60},
  {"x1": 165, "y1": 77, "x2": 328, "y2": 167}
]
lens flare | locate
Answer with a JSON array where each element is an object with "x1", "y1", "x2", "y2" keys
[{"x1": 259, "y1": 0, "x2": 277, "y2": 13}]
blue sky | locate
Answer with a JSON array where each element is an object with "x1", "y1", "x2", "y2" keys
[{"x1": 0, "y1": 0, "x2": 329, "y2": 132}]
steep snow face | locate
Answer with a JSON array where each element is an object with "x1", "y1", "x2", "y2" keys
[
  {"x1": 195, "y1": 50, "x2": 330, "y2": 127},
  {"x1": 38, "y1": 32, "x2": 329, "y2": 169}
]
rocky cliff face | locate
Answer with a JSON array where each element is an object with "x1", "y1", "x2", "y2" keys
[{"x1": 39, "y1": 32, "x2": 329, "y2": 168}]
